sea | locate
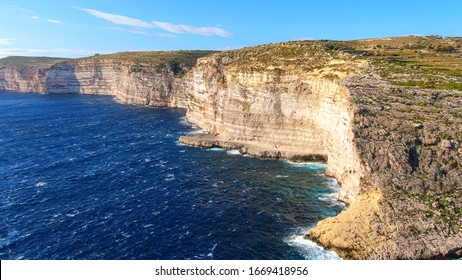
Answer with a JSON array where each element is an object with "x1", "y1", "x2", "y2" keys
[{"x1": 0, "y1": 92, "x2": 345, "y2": 260}]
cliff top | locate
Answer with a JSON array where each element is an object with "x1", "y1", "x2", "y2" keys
[
  {"x1": 210, "y1": 36, "x2": 462, "y2": 90},
  {"x1": 75, "y1": 50, "x2": 217, "y2": 69},
  {"x1": 0, "y1": 51, "x2": 217, "y2": 75},
  {"x1": 0, "y1": 56, "x2": 68, "y2": 67}
]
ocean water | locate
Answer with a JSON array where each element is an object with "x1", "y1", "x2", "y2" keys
[{"x1": 0, "y1": 92, "x2": 345, "y2": 260}]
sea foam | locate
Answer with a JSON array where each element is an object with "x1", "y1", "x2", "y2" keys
[{"x1": 285, "y1": 228, "x2": 341, "y2": 260}]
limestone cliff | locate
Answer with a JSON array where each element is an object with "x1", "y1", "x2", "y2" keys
[
  {"x1": 1, "y1": 36, "x2": 461, "y2": 259},
  {"x1": 179, "y1": 37, "x2": 462, "y2": 259},
  {"x1": 179, "y1": 54, "x2": 363, "y2": 202},
  {"x1": 0, "y1": 51, "x2": 215, "y2": 108}
]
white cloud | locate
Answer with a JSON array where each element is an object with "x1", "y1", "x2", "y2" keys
[
  {"x1": 106, "y1": 27, "x2": 126, "y2": 31},
  {"x1": 0, "y1": 48, "x2": 98, "y2": 58},
  {"x1": 0, "y1": 38, "x2": 14, "y2": 45},
  {"x1": 152, "y1": 21, "x2": 233, "y2": 37},
  {"x1": 5, "y1": 5, "x2": 33, "y2": 14},
  {"x1": 74, "y1": 6, "x2": 232, "y2": 38},
  {"x1": 156, "y1": 32, "x2": 177, "y2": 38},
  {"x1": 46, "y1": 19, "x2": 64, "y2": 24},
  {"x1": 129, "y1": 30, "x2": 148, "y2": 35},
  {"x1": 292, "y1": 36, "x2": 316, "y2": 41},
  {"x1": 73, "y1": 6, "x2": 154, "y2": 29},
  {"x1": 32, "y1": 16, "x2": 40, "y2": 20}
]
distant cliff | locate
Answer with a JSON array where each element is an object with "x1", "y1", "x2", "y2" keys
[
  {"x1": 0, "y1": 51, "x2": 215, "y2": 108},
  {"x1": 1, "y1": 36, "x2": 461, "y2": 259}
]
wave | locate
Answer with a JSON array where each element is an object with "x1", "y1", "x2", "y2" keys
[
  {"x1": 207, "y1": 147, "x2": 225, "y2": 152},
  {"x1": 226, "y1": 150, "x2": 241, "y2": 156},
  {"x1": 285, "y1": 161, "x2": 326, "y2": 170},
  {"x1": 285, "y1": 227, "x2": 341, "y2": 260},
  {"x1": 318, "y1": 178, "x2": 346, "y2": 208}
]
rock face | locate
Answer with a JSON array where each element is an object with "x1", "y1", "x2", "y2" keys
[
  {"x1": 1, "y1": 37, "x2": 461, "y2": 259},
  {"x1": 0, "y1": 60, "x2": 187, "y2": 107},
  {"x1": 180, "y1": 55, "x2": 362, "y2": 202},
  {"x1": 0, "y1": 51, "x2": 215, "y2": 108},
  {"x1": 310, "y1": 76, "x2": 462, "y2": 259}
]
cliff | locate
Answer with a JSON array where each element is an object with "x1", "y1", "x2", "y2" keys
[
  {"x1": 0, "y1": 51, "x2": 215, "y2": 108},
  {"x1": 180, "y1": 37, "x2": 462, "y2": 259},
  {"x1": 1, "y1": 36, "x2": 461, "y2": 259}
]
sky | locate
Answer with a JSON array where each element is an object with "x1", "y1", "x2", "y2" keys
[{"x1": 0, "y1": 0, "x2": 460, "y2": 58}]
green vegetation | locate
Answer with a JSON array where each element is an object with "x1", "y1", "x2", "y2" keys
[
  {"x1": 0, "y1": 51, "x2": 217, "y2": 77},
  {"x1": 77, "y1": 50, "x2": 217, "y2": 69},
  {"x1": 214, "y1": 35, "x2": 462, "y2": 90},
  {"x1": 0, "y1": 56, "x2": 69, "y2": 67}
]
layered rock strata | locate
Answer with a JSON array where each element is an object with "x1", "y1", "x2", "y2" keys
[
  {"x1": 0, "y1": 51, "x2": 214, "y2": 108},
  {"x1": 1, "y1": 37, "x2": 461, "y2": 259},
  {"x1": 180, "y1": 55, "x2": 362, "y2": 202}
]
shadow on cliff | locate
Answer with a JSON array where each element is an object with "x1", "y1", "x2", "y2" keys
[{"x1": 45, "y1": 63, "x2": 81, "y2": 94}]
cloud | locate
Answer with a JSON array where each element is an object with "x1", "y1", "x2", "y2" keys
[
  {"x1": 156, "y1": 32, "x2": 177, "y2": 38},
  {"x1": 32, "y1": 16, "x2": 40, "y2": 20},
  {"x1": 0, "y1": 48, "x2": 98, "y2": 58},
  {"x1": 5, "y1": 5, "x2": 33, "y2": 14},
  {"x1": 152, "y1": 21, "x2": 232, "y2": 37},
  {"x1": 106, "y1": 27, "x2": 126, "y2": 31},
  {"x1": 0, "y1": 38, "x2": 14, "y2": 45},
  {"x1": 73, "y1": 6, "x2": 154, "y2": 29},
  {"x1": 129, "y1": 30, "x2": 148, "y2": 35},
  {"x1": 46, "y1": 19, "x2": 64, "y2": 24},
  {"x1": 292, "y1": 36, "x2": 316, "y2": 41},
  {"x1": 74, "y1": 6, "x2": 232, "y2": 37}
]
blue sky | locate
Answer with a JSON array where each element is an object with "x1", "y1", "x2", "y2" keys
[{"x1": 0, "y1": 0, "x2": 460, "y2": 58}]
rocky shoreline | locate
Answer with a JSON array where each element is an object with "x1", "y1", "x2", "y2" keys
[{"x1": 1, "y1": 36, "x2": 461, "y2": 259}]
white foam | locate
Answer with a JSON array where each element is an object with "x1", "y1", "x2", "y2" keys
[
  {"x1": 318, "y1": 178, "x2": 347, "y2": 208},
  {"x1": 187, "y1": 130, "x2": 208, "y2": 135},
  {"x1": 164, "y1": 174, "x2": 175, "y2": 182},
  {"x1": 318, "y1": 193, "x2": 345, "y2": 208},
  {"x1": 286, "y1": 161, "x2": 326, "y2": 170},
  {"x1": 207, "y1": 147, "x2": 225, "y2": 152},
  {"x1": 35, "y1": 182, "x2": 46, "y2": 187},
  {"x1": 226, "y1": 149, "x2": 241, "y2": 155},
  {"x1": 276, "y1": 175, "x2": 289, "y2": 178},
  {"x1": 285, "y1": 228, "x2": 342, "y2": 260},
  {"x1": 179, "y1": 116, "x2": 189, "y2": 126}
]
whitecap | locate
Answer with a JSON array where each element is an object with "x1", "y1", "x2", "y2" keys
[
  {"x1": 164, "y1": 174, "x2": 175, "y2": 181},
  {"x1": 318, "y1": 192, "x2": 345, "y2": 208},
  {"x1": 285, "y1": 161, "x2": 326, "y2": 170},
  {"x1": 186, "y1": 129, "x2": 208, "y2": 135},
  {"x1": 207, "y1": 147, "x2": 225, "y2": 152},
  {"x1": 276, "y1": 175, "x2": 289, "y2": 178},
  {"x1": 35, "y1": 182, "x2": 46, "y2": 187},
  {"x1": 179, "y1": 116, "x2": 189, "y2": 126},
  {"x1": 226, "y1": 149, "x2": 241, "y2": 155},
  {"x1": 285, "y1": 228, "x2": 341, "y2": 260}
]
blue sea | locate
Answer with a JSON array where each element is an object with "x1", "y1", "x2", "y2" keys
[{"x1": 0, "y1": 92, "x2": 345, "y2": 260}]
